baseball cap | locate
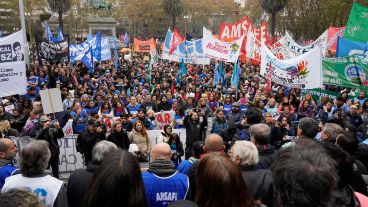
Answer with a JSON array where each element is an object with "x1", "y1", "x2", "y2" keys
[{"x1": 40, "y1": 115, "x2": 50, "y2": 123}]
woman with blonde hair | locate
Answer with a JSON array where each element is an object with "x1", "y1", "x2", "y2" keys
[
  {"x1": 128, "y1": 120, "x2": 152, "y2": 162},
  {"x1": 0, "y1": 120, "x2": 19, "y2": 137}
]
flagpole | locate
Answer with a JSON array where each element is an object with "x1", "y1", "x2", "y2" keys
[{"x1": 19, "y1": 0, "x2": 30, "y2": 68}]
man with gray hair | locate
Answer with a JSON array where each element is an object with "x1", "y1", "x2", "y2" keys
[
  {"x1": 1, "y1": 140, "x2": 68, "y2": 207},
  {"x1": 142, "y1": 143, "x2": 190, "y2": 206},
  {"x1": 249, "y1": 123, "x2": 275, "y2": 169},
  {"x1": 320, "y1": 123, "x2": 343, "y2": 143},
  {"x1": 67, "y1": 140, "x2": 118, "y2": 207},
  {"x1": 229, "y1": 141, "x2": 274, "y2": 207}
]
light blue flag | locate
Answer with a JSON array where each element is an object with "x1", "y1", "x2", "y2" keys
[
  {"x1": 336, "y1": 36, "x2": 368, "y2": 59},
  {"x1": 177, "y1": 59, "x2": 187, "y2": 85},
  {"x1": 231, "y1": 59, "x2": 240, "y2": 87},
  {"x1": 46, "y1": 22, "x2": 64, "y2": 42},
  {"x1": 213, "y1": 63, "x2": 219, "y2": 87},
  {"x1": 45, "y1": 22, "x2": 53, "y2": 41},
  {"x1": 80, "y1": 32, "x2": 102, "y2": 73},
  {"x1": 123, "y1": 32, "x2": 129, "y2": 47},
  {"x1": 101, "y1": 37, "x2": 112, "y2": 61},
  {"x1": 113, "y1": 36, "x2": 119, "y2": 69}
]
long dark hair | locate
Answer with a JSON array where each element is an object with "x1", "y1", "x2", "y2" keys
[
  {"x1": 84, "y1": 150, "x2": 148, "y2": 207},
  {"x1": 195, "y1": 153, "x2": 254, "y2": 207}
]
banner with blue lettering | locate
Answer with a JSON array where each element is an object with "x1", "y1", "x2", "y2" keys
[
  {"x1": 336, "y1": 37, "x2": 368, "y2": 59},
  {"x1": 101, "y1": 37, "x2": 111, "y2": 61},
  {"x1": 162, "y1": 30, "x2": 210, "y2": 65}
]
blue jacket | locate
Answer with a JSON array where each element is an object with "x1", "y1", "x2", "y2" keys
[
  {"x1": 142, "y1": 171, "x2": 189, "y2": 207},
  {"x1": 0, "y1": 163, "x2": 18, "y2": 190}
]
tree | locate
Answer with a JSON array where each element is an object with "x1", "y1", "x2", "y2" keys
[
  {"x1": 258, "y1": 0, "x2": 287, "y2": 40},
  {"x1": 47, "y1": 0, "x2": 71, "y2": 31},
  {"x1": 162, "y1": 0, "x2": 184, "y2": 29}
]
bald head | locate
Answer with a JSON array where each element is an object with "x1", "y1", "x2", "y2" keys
[
  {"x1": 0, "y1": 138, "x2": 17, "y2": 160},
  {"x1": 151, "y1": 143, "x2": 172, "y2": 161},
  {"x1": 204, "y1": 134, "x2": 224, "y2": 152}
]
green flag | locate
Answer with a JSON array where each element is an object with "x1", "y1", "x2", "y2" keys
[
  {"x1": 344, "y1": 2, "x2": 368, "y2": 43},
  {"x1": 323, "y1": 56, "x2": 368, "y2": 89}
]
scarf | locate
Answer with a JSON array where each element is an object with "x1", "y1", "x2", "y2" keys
[{"x1": 148, "y1": 159, "x2": 176, "y2": 177}]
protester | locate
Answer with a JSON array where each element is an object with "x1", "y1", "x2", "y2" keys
[
  {"x1": 0, "y1": 189, "x2": 44, "y2": 207},
  {"x1": 142, "y1": 143, "x2": 189, "y2": 207},
  {"x1": 272, "y1": 139, "x2": 338, "y2": 206},
  {"x1": 128, "y1": 120, "x2": 152, "y2": 162},
  {"x1": 177, "y1": 141, "x2": 204, "y2": 174},
  {"x1": 68, "y1": 141, "x2": 118, "y2": 207},
  {"x1": 195, "y1": 153, "x2": 255, "y2": 207},
  {"x1": 76, "y1": 118, "x2": 106, "y2": 165},
  {"x1": 107, "y1": 122, "x2": 130, "y2": 150},
  {"x1": 167, "y1": 132, "x2": 184, "y2": 167},
  {"x1": 0, "y1": 138, "x2": 18, "y2": 190},
  {"x1": 249, "y1": 123, "x2": 275, "y2": 169},
  {"x1": 35, "y1": 115, "x2": 64, "y2": 178},
  {"x1": 2, "y1": 140, "x2": 68, "y2": 207},
  {"x1": 183, "y1": 110, "x2": 207, "y2": 159},
  {"x1": 229, "y1": 141, "x2": 273, "y2": 207},
  {"x1": 83, "y1": 150, "x2": 148, "y2": 207}
]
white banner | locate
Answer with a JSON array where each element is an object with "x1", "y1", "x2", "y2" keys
[
  {"x1": 271, "y1": 30, "x2": 328, "y2": 59},
  {"x1": 0, "y1": 30, "x2": 27, "y2": 97},
  {"x1": 202, "y1": 27, "x2": 244, "y2": 63},
  {"x1": 261, "y1": 44, "x2": 322, "y2": 89},
  {"x1": 101, "y1": 37, "x2": 111, "y2": 61}
]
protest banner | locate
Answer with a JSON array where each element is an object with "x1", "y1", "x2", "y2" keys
[
  {"x1": 344, "y1": 2, "x2": 368, "y2": 43},
  {"x1": 162, "y1": 30, "x2": 211, "y2": 65},
  {"x1": 219, "y1": 16, "x2": 251, "y2": 42},
  {"x1": 323, "y1": 56, "x2": 368, "y2": 88},
  {"x1": 203, "y1": 27, "x2": 244, "y2": 63},
  {"x1": 0, "y1": 30, "x2": 27, "y2": 97},
  {"x1": 37, "y1": 38, "x2": 69, "y2": 65},
  {"x1": 336, "y1": 37, "x2": 368, "y2": 59},
  {"x1": 301, "y1": 89, "x2": 340, "y2": 103},
  {"x1": 261, "y1": 44, "x2": 322, "y2": 89},
  {"x1": 154, "y1": 111, "x2": 175, "y2": 129},
  {"x1": 40, "y1": 88, "x2": 64, "y2": 115},
  {"x1": 133, "y1": 38, "x2": 156, "y2": 53},
  {"x1": 270, "y1": 31, "x2": 328, "y2": 59}
]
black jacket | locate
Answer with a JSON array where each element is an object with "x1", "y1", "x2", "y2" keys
[
  {"x1": 239, "y1": 165, "x2": 274, "y2": 207},
  {"x1": 67, "y1": 164, "x2": 99, "y2": 207},
  {"x1": 256, "y1": 144, "x2": 275, "y2": 169},
  {"x1": 76, "y1": 129, "x2": 106, "y2": 164},
  {"x1": 36, "y1": 127, "x2": 64, "y2": 156},
  {"x1": 107, "y1": 131, "x2": 130, "y2": 150},
  {"x1": 157, "y1": 102, "x2": 172, "y2": 111},
  {"x1": 184, "y1": 115, "x2": 207, "y2": 146}
]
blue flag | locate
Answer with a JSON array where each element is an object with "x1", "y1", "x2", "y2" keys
[
  {"x1": 80, "y1": 32, "x2": 102, "y2": 73},
  {"x1": 336, "y1": 36, "x2": 368, "y2": 58},
  {"x1": 177, "y1": 59, "x2": 187, "y2": 85},
  {"x1": 213, "y1": 63, "x2": 219, "y2": 87},
  {"x1": 231, "y1": 59, "x2": 240, "y2": 88},
  {"x1": 113, "y1": 36, "x2": 119, "y2": 69},
  {"x1": 123, "y1": 32, "x2": 129, "y2": 47},
  {"x1": 45, "y1": 22, "x2": 64, "y2": 42}
]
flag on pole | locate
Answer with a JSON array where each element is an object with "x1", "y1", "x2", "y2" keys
[
  {"x1": 169, "y1": 28, "x2": 185, "y2": 55},
  {"x1": 231, "y1": 59, "x2": 240, "y2": 87},
  {"x1": 123, "y1": 32, "x2": 129, "y2": 47},
  {"x1": 213, "y1": 63, "x2": 220, "y2": 87},
  {"x1": 344, "y1": 2, "x2": 368, "y2": 43},
  {"x1": 176, "y1": 59, "x2": 187, "y2": 85},
  {"x1": 113, "y1": 36, "x2": 119, "y2": 69}
]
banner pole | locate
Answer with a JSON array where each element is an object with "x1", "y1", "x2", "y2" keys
[{"x1": 18, "y1": 0, "x2": 30, "y2": 69}]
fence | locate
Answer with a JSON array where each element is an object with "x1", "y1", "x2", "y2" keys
[{"x1": 10, "y1": 129, "x2": 187, "y2": 174}]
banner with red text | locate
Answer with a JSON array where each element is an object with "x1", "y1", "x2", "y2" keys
[{"x1": 203, "y1": 27, "x2": 244, "y2": 63}]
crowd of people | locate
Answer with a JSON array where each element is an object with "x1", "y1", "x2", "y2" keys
[{"x1": 0, "y1": 45, "x2": 367, "y2": 207}]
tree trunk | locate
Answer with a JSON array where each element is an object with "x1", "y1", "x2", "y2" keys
[
  {"x1": 172, "y1": 15, "x2": 176, "y2": 29},
  {"x1": 271, "y1": 12, "x2": 276, "y2": 40},
  {"x1": 58, "y1": 9, "x2": 63, "y2": 32}
]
